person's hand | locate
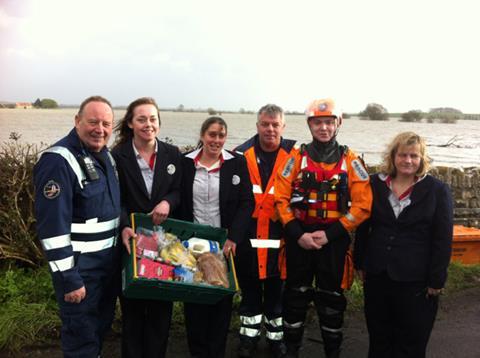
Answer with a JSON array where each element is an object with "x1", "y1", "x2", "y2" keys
[
  {"x1": 122, "y1": 227, "x2": 136, "y2": 255},
  {"x1": 64, "y1": 286, "x2": 86, "y2": 304},
  {"x1": 223, "y1": 239, "x2": 237, "y2": 257},
  {"x1": 311, "y1": 230, "x2": 329, "y2": 246},
  {"x1": 149, "y1": 200, "x2": 170, "y2": 225},
  {"x1": 356, "y1": 270, "x2": 366, "y2": 283},
  {"x1": 298, "y1": 233, "x2": 323, "y2": 250},
  {"x1": 427, "y1": 287, "x2": 443, "y2": 297}
]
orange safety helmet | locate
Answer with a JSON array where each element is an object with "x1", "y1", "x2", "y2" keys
[{"x1": 305, "y1": 98, "x2": 342, "y2": 124}]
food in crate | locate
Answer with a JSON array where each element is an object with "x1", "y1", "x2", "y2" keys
[
  {"x1": 196, "y1": 252, "x2": 229, "y2": 288},
  {"x1": 137, "y1": 257, "x2": 174, "y2": 280},
  {"x1": 159, "y1": 240, "x2": 197, "y2": 269},
  {"x1": 183, "y1": 237, "x2": 220, "y2": 256}
]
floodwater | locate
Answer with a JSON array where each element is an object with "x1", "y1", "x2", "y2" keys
[{"x1": 1, "y1": 108, "x2": 479, "y2": 167}]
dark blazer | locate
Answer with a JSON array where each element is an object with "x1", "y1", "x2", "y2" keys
[
  {"x1": 354, "y1": 173, "x2": 453, "y2": 289},
  {"x1": 177, "y1": 148, "x2": 254, "y2": 244},
  {"x1": 111, "y1": 138, "x2": 182, "y2": 227}
]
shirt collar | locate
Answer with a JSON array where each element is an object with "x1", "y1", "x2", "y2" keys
[
  {"x1": 185, "y1": 148, "x2": 234, "y2": 161},
  {"x1": 379, "y1": 173, "x2": 427, "y2": 200},
  {"x1": 131, "y1": 138, "x2": 157, "y2": 158}
]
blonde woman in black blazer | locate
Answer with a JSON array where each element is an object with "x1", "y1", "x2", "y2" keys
[
  {"x1": 354, "y1": 132, "x2": 453, "y2": 358},
  {"x1": 112, "y1": 97, "x2": 182, "y2": 358},
  {"x1": 177, "y1": 116, "x2": 254, "y2": 358}
]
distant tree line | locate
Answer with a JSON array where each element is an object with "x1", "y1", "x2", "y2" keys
[
  {"x1": 358, "y1": 103, "x2": 480, "y2": 123},
  {"x1": 33, "y1": 98, "x2": 58, "y2": 109}
]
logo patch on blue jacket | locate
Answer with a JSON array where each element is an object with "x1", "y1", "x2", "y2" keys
[{"x1": 43, "y1": 180, "x2": 61, "y2": 199}]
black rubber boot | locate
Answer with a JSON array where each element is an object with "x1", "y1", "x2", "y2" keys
[
  {"x1": 269, "y1": 340, "x2": 287, "y2": 358},
  {"x1": 237, "y1": 338, "x2": 257, "y2": 358}
]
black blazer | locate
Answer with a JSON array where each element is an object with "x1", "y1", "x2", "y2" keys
[
  {"x1": 111, "y1": 138, "x2": 182, "y2": 228},
  {"x1": 177, "y1": 148, "x2": 254, "y2": 244},
  {"x1": 354, "y1": 173, "x2": 453, "y2": 289}
]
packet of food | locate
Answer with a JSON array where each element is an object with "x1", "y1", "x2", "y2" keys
[
  {"x1": 196, "y1": 252, "x2": 229, "y2": 288},
  {"x1": 135, "y1": 227, "x2": 160, "y2": 258},
  {"x1": 159, "y1": 239, "x2": 197, "y2": 269}
]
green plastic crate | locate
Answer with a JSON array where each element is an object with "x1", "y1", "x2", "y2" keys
[{"x1": 122, "y1": 213, "x2": 238, "y2": 304}]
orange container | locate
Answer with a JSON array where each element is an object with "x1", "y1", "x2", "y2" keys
[{"x1": 451, "y1": 225, "x2": 480, "y2": 265}]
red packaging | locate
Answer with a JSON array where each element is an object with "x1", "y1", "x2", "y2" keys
[{"x1": 137, "y1": 258, "x2": 174, "y2": 280}]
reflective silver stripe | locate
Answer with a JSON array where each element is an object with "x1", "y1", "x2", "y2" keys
[
  {"x1": 239, "y1": 327, "x2": 261, "y2": 337},
  {"x1": 71, "y1": 236, "x2": 116, "y2": 253},
  {"x1": 41, "y1": 234, "x2": 71, "y2": 251},
  {"x1": 42, "y1": 146, "x2": 86, "y2": 189},
  {"x1": 321, "y1": 325, "x2": 342, "y2": 333},
  {"x1": 268, "y1": 186, "x2": 274, "y2": 195},
  {"x1": 266, "y1": 317, "x2": 283, "y2": 328},
  {"x1": 252, "y1": 184, "x2": 263, "y2": 194},
  {"x1": 290, "y1": 196, "x2": 303, "y2": 204},
  {"x1": 71, "y1": 217, "x2": 120, "y2": 234},
  {"x1": 250, "y1": 239, "x2": 280, "y2": 249},
  {"x1": 284, "y1": 320, "x2": 303, "y2": 329},
  {"x1": 266, "y1": 331, "x2": 283, "y2": 341},
  {"x1": 345, "y1": 212, "x2": 356, "y2": 222},
  {"x1": 49, "y1": 256, "x2": 74, "y2": 272},
  {"x1": 301, "y1": 155, "x2": 307, "y2": 169},
  {"x1": 240, "y1": 314, "x2": 263, "y2": 325}
]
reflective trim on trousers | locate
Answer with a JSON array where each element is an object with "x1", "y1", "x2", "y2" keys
[
  {"x1": 240, "y1": 314, "x2": 263, "y2": 325},
  {"x1": 49, "y1": 256, "x2": 74, "y2": 272},
  {"x1": 321, "y1": 325, "x2": 342, "y2": 333},
  {"x1": 240, "y1": 327, "x2": 261, "y2": 338},
  {"x1": 266, "y1": 316, "x2": 283, "y2": 328},
  {"x1": 283, "y1": 320, "x2": 304, "y2": 329},
  {"x1": 41, "y1": 234, "x2": 71, "y2": 250},
  {"x1": 71, "y1": 236, "x2": 117, "y2": 253},
  {"x1": 71, "y1": 217, "x2": 120, "y2": 234},
  {"x1": 266, "y1": 331, "x2": 283, "y2": 341}
]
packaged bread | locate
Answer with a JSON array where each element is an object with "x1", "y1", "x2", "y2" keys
[{"x1": 196, "y1": 252, "x2": 229, "y2": 288}]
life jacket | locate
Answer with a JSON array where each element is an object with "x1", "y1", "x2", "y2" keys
[
  {"x1": 290, "y1": 146, "x2": 349, "y2": 225},
  {"x1": 243, "y1": 145, "x2": 292, "y2": 279},
  {"x1": 290, "y1": 146, "x2": 354, "y2": 290}
]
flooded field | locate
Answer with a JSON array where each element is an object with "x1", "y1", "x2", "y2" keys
[{"x1": 1, "y1": 108, "x2": 479, "y2": 168}]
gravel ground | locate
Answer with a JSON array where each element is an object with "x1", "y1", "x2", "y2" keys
[{"x1": 3, "y1": 285, "x2": 479, "y2": 358}]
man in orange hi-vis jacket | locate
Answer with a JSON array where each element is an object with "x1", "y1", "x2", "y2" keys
[
  {"x1": 235, "y1": 104, "x2": 296, "y2": 358},
  {"x1": 275, "y1": 98, "x2": 372, "y2": 358}
]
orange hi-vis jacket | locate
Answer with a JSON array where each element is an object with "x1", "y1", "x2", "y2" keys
[
  {"x1": 237, "y1": 137, "x2": 296, "y2": 279},
  {"x1": 275, "y1": 144, "x2": 372, "y2": 288}
]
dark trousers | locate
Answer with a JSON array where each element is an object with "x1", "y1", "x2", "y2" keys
[
  {"x1": 238, "y1": 276, "x2": 284, "y2": 343},
  {"x1": 54, "y1": 270, "x2": 118, "y2": 358},
  {"x1": 184, "y1": 295, "x2": 233, "y2": 358},
  {"x1": 283, "y1": 231, "x2": 349, "y2": 355},
  {"x1": 120, "y1": 296, "x2": 173, "y2": 358},
  {"x1": 364, "y1": 272, "x2": 439, "y2": 358}
]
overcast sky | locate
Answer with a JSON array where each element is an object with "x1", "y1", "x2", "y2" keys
[{"x1": 1, "y1": 0, "x2": 479, "y2": 113}]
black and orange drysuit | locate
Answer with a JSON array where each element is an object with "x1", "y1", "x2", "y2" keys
[
  {"x1": 275, "y1": 141, "x2": 372, "y2": 357},
  {"x1": 235, "y1": 135, "x2": 296, "y2": 351}
]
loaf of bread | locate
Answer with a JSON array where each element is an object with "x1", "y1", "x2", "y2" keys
[{"x1": 196, "y1": 252, "x2": 229, "y2": 288}]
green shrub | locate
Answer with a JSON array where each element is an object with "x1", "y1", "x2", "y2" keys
[
  {"x1": 0, "y1": 139, "x2": 46, "y2": 266},
  {"x1": 0, "y1": 266, "x2": 59, "y2": 352},
  {"x1": 400, "y1": 110, "x2": 423, "y2": 122},
  {"x1": 359, "y1": 103, "x2": 389, "y2": 121}
]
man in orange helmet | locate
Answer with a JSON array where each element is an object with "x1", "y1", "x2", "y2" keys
[{"x1": 275, "y1": 98, "x2": 372, "y2": 358}]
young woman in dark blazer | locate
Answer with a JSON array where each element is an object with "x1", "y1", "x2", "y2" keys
[
  {"x1": 177, "y1": 116, "x2": 254, "y2": 358},
  {"x1": 112, "y1": 97, "x2": 182, "y2": 358},
  {"x1": 354, "y1": 131, "x2": 453, "y2": 358}
]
